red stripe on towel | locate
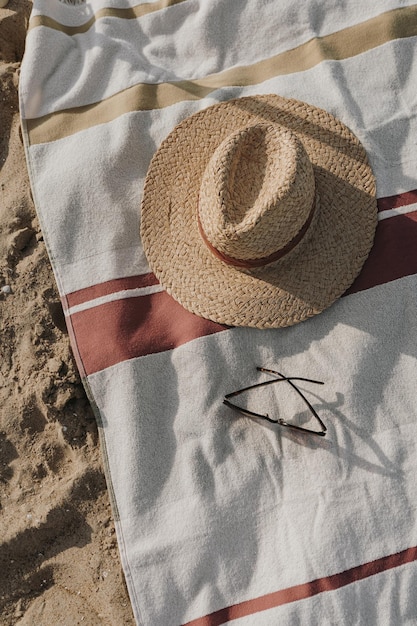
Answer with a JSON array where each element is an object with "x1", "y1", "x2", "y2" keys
[
  {"x1": 377, "y1": 189, "x2": 417, "y2": 213},
  {"x1": 64, "y1": 190, "x2": 417, "y2": 308},
  {"x1": 70, "y1": 290, "x2": 227, "y2": 374},
  {"x1": 67, "y1": 211, "x2": 417, "y2": 374},
  {"x1": 183, "y1": 545, "x2": 417, "y2": 626},
  {"x1": 65, "y1": 190, "x2": 417, "y2": 308},
  {"x1": 66, "y1": 272, "x2": 159, "y2": 308},
  {"x1": 345, "y1": 211, "x2": 417, "y2": 295}
]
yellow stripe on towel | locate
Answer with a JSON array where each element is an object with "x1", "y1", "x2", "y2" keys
[
  {"x1": 26, "y1": 4, "x2": 417, "y2": 145},
  {"x1": 28, "y1": 0, "x2": 188, "y2": 36}
]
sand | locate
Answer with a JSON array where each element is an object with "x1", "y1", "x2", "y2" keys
[{"x1": 0, "y1": 2, "x2": 135, "y2": 623}]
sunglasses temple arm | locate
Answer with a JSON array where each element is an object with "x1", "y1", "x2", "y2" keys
[
  {"x1": 223, "y1": 398, "x2": 326, "y2": 435},
  {"x1": 224, "y1": 377, "x2": 291, "y2": 399},
  {"x1": 279, "y1": 421, "x2": 326, "y2": 437},
  {"x1": 257, "y1": 367, "x2": 324, "y2": 386},
  {"x1": 283, "y1": 376, "x2": 327, "y2": 434},
  {"x1": 223, "y1": 398, "x2": 279, "y2": 424}
]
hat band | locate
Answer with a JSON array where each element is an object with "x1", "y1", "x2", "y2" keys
[{"x1": 198, "y1": 198, "x2": 316, "y2": 269}]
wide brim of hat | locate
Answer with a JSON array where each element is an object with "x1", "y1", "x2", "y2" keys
[{"x1": 140, "y1": 95, "x2": 377, "y2": 329}]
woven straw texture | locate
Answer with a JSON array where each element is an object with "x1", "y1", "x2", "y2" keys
[
  {"x1": 141, "y1": 94, "x2": 377, "y2": 328},
  {"x1": 198, "y1": 123, "x2": 315, "y2": 260}
]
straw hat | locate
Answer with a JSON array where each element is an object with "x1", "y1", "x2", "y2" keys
[{"x1": 140, "y1": 95, "x2": 377, "y2": 328}]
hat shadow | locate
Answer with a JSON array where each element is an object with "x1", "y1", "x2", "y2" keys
[{"x1": 230, "y1": 95, "x2": 366, "y2": 163}]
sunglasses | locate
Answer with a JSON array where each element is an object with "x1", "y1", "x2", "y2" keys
[{"x1": 224, "y1": 367, "x2": 326, "y2": 437}]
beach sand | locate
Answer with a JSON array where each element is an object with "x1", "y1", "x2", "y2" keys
[{"x1": 0, "y1": 2, "x2": 135, "y2": 623}]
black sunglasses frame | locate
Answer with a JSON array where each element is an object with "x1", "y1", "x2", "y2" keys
[{"x1": 224, "y1": 367, "x2": 326, "y2": 437}]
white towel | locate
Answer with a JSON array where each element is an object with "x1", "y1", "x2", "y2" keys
[{"x1": 20, "y1": 1, "x2": 417, "y2": 623}]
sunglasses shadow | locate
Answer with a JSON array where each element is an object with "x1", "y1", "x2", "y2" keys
[{"x1": 252, "y1": 388, "x2": 402, "y2": 480}]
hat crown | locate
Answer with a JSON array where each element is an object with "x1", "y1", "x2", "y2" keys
[{"x1": 198, "y1": 123, "x2": 316, "y2": 266}]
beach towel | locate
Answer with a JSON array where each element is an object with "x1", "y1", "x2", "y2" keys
[{"x1": 20, "y1": 1, "x2": 417, "y2": 624}]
